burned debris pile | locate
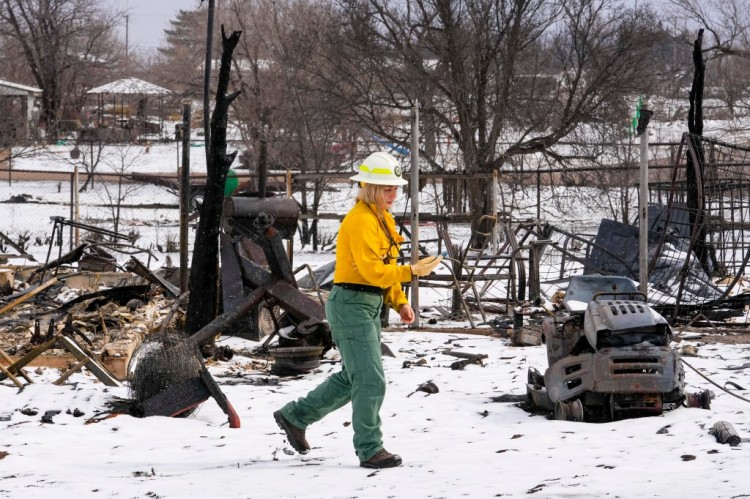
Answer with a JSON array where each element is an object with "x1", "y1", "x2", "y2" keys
[{"x1": 0, "y1": 259, "x2": 180, "y2": 384}]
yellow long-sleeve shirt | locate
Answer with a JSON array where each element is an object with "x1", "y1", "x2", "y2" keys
[{"x1": 333, "y1": 200, "x2": 412, "y2": 310}]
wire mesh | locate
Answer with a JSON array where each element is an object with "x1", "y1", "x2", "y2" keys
[
  {"x1": 648, "y1": 132, "x2": 750, "y2": 318},
  {"x1": 127, "y1": 331, "x2": 203, "y2": 417}
]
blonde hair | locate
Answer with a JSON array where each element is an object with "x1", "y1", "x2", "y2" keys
[{"x1": 356, "y1": 183, "x2": 389, "y2": 206}]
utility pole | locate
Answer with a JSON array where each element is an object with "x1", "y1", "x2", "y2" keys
[
  {"x1": 125, "y1": 14, "x2": 129, "y2": 59},
  {"x1": 410, "y1": 106, "x2": 420, "y2": 328},
  {"x1": 632, "y1": 97, "x2": 653, "y2": 296}
]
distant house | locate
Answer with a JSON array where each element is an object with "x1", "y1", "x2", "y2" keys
[{"x1": 0, "y1": 79, "x2": 42, "y2": 145}]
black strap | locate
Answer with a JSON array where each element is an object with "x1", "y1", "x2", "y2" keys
[{"x1": 335, "y1": 283, "x2": 384, "y2": 294}]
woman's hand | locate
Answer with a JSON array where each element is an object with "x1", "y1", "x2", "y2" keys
[
  {"x1": 410, "y1": 255, "x2": 443, "y2": 276},
  {"x1": 398, "y1": 303, "x2": 415, "y2": 324}
]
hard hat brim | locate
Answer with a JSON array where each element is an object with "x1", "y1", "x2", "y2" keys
[{"x1": 349, "y1": 173, "x2": 408, "y2": 186}]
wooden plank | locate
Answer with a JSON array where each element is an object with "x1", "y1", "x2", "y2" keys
[
  {"x1": 58, "y1": 335, "x2": 122, "y2": 387},
  {"x1": 2, "y1": 333, "x2": 138, "y2": 381},
  {"x1": 0, "y1": 362, "x2": 23, "y2": 387},
  {"x1": 0, "y1": 349, "x2": 32, "y2": 384},
  {"x1": 0, "y1": 337, "x2": 58, "y2": 381},
  {"x1": 53, "y1": 358, "x2": 88, "y2": 385},
  {"x1": 0, "y1": 277, "x2": 57, "y2": 316},
  {"x1": 2, "y1": 352, "x2": 130, "y2": 381}
]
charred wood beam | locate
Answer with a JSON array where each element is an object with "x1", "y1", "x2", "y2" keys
[
  {"x1": 124, "y1": 257, "x2": 179, "y2": 298},
  {"x1": 442, "y1": 350, "x2": 489, "y2": 362},
  {"x1": 0, "y1": 278, "x2": 58, "y2": 315},
  {"x1": 186, "y1": 26, "x2": 243, "y2": 335},
  {"x1": 686, "y1": 29, "x2": 710, "y2": 275},
  {"x1": 28, "y1": 245, "x2": 86, "y2": 281},
  {"x1": 46, "y1": 284, "x2": 150, "y2": 316}
]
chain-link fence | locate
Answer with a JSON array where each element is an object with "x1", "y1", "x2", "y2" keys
[{"x1": 0, "y1": 168, "x2": 183, "y2": 267}]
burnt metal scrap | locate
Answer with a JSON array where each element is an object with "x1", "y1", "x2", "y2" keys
[
  {"x1": 124, "y1": 257, "x2": 179, "y2": 298},
  {"x1": 517, "y1": 216, "x2": 750, "y2": 326},
  {"x1": 525, "y1": 275, "x2": 711, "y2": 422},
  {"x1": 117, "y1": 195, "x2": 331, "y2": 424},
  {"x1": 585, "y1": 217, "x2": 725, "y2": 309},
  {"x1": 27, "y1": 216, "x2": 157, "y2": 285},
  {"x1": 221, "y1": 195, "x2": 332, "y2": 354},
  {"x1": 126, "y1": 331, "x2": 220, "y2": 418},
  {"x1": 113, "y1": 286, "x2": 266, "y2": 428},
  {"x1": 52, "y1": 284, "x2": 151, "y2": 314},
  {"x1": 121, "y1": 220, "x2": 329, "y2": 425},
  {"x1": 510, "y1": 134, "x2": 750, "y2": 322},
  {"x1": 646, "y1": 133, "x2": 750, "y2": 318}
]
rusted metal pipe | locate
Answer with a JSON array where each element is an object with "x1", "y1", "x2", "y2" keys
[{"x1": 223, "y1": 197, "x2": 300, "y2": 239}]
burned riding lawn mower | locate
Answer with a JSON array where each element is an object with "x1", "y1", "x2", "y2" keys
[{"x1": 525, "y1": 275, "x2": 712, "y2": 422}]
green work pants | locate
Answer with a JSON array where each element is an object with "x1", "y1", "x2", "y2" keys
[{"x1": 279, "y1": 285, "x2": 386, "y2": 462}]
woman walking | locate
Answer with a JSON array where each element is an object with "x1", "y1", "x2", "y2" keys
[{"x1": 274, "y1": 151, "x2": 442, "y2": 469}]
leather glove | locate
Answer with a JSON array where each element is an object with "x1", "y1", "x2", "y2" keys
[{"x1": 410, "y1": 255, "x2": 443, "y2": 277}]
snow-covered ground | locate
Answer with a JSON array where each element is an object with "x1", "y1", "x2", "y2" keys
[
  {"x1": 2, "y1": 317, "x2": 750, "y2": 498},
  {"x1": 3, "y1": 136, "x2": 750, "y2": 498},
  {"x1": 1, "y1": 140, "x2": 627, "y2": 266},
  {"x1": 1, "y1": 142, "x2": 450, "y2": 267}
]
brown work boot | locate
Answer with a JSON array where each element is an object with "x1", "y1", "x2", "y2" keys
[
  {"x1": 359, "y1": 449, "x2": 402, "y2": 469},
  {"x1": 273, "y1": 410, "x2": 310, "y2": 454}
]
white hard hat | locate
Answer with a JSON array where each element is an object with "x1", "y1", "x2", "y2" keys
[{"x1": 349, "y1": 151, "x2": 408, "y2": 186}]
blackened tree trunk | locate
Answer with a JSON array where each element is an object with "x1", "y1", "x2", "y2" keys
[
  {"x1": 686, "y1": 29, "x2": 710, "y2": 272},
  {"x1": 185, "y1": 26, "x2": 243, "y2": 335},
  {"x1": 687, "y1": 30, "x2": 704, "y2": 136}
]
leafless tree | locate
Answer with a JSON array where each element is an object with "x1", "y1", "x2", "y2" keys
[
  {"x1": 669, "y1": 0, "x2": 750, "y2": 60},
  {"x1": 227, "y1": 0, "x2": 351, "y2": 249},
  {"x1": 46, "y1": 136, "x2": 105, "y2": 191},
  {"x1": 97, "y1": 144, "x2": 144, "y2": 237},
  {"x1": 0, "y1": 0, "x2": 124, "y2": 139},
  {"x1": 668, "y1": 0, "x2": 750, "y2": 119},
  {"x1": 76, "y1": 137, "x2": 105, "y2": 191},
  {"x1": 293, "y1": 0, "x2": 666, "y2": 238}
]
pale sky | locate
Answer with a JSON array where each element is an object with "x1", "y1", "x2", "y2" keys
[{"x1": 112, "y1": 0, "x2": 205, "y2": 53}]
